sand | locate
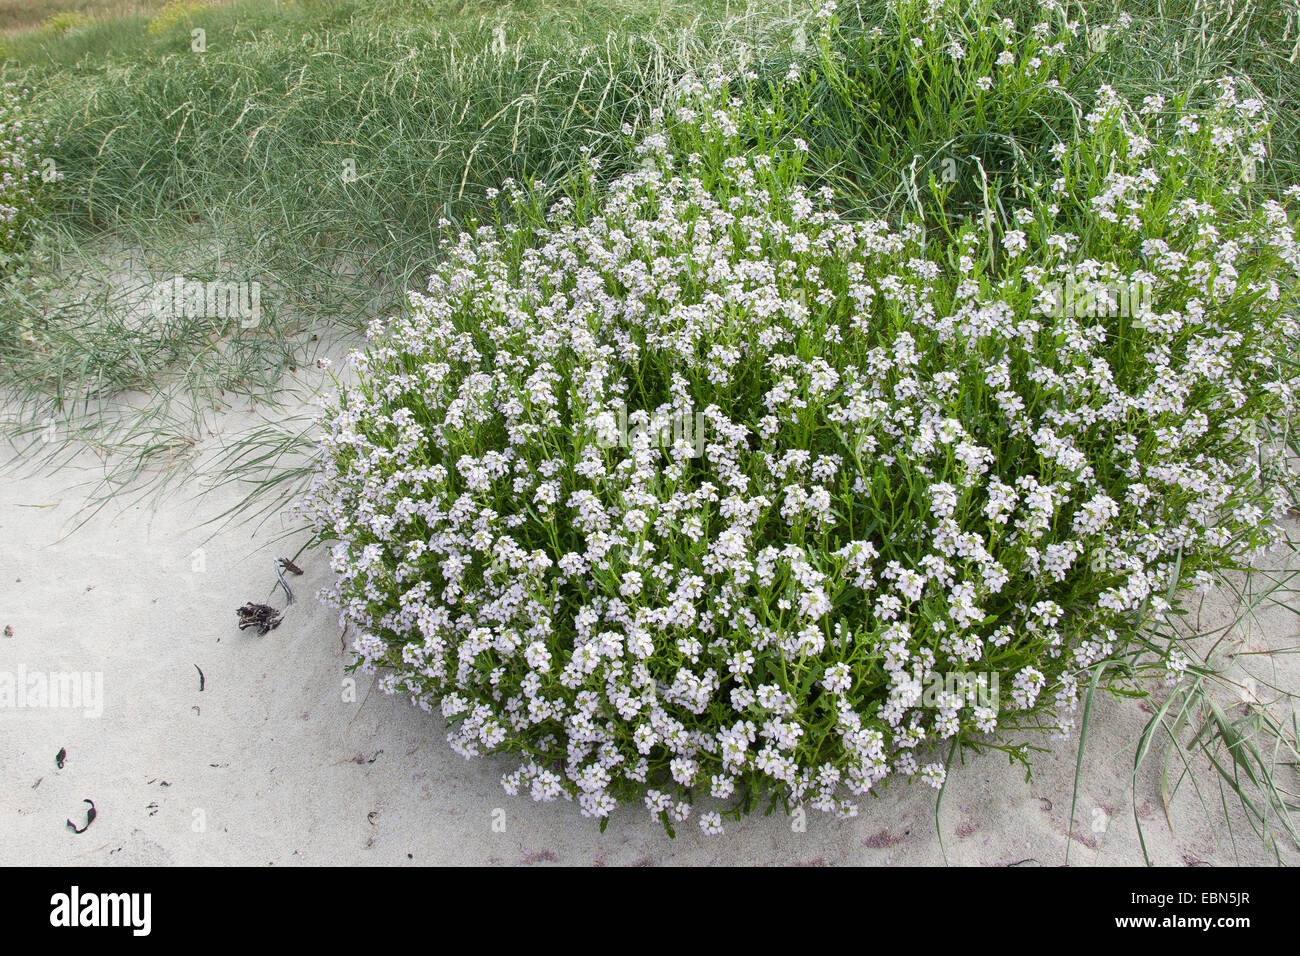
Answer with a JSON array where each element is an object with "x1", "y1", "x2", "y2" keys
[{"x1": 2, "y1": 368, "x2": 1297, "y2": 866}]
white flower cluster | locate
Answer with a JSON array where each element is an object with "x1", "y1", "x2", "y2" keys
[
  {"x1": 0, "y1": 82, "x2": 53, "y2": 253},
  {"x1": 302, "y1": 68, "x2": 1298, "y2": 833}
]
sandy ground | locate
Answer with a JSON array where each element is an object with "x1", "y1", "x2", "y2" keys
[{"x1": 2, "y1": 375, "x2": 1298, "y2": 866}]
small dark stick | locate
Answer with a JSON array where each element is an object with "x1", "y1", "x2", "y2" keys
[
  {"x1": 195, "y1": 664, "x2": 205, "y2": 692},
  {"x1": 278, "y1": 557, "x2": 304, "y2": 576},
  {"x1": 66, "y1": 799, "x2": 96, "y2": 834}
]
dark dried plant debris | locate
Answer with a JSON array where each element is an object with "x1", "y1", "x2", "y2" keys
[
  {"x1": 237, "y1": 603, "x2": 282, "y2": 635},
  {"x1": 66, "y1": 799, "x2": 96, "y2": 834}
]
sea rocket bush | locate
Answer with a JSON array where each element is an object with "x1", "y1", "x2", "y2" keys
[
  {"x1": 302, "y1": 31, "x2": 1299, "y2": 832},
  {"x1": 0, "y1": 82, "x2": 51, "y2": 255}
]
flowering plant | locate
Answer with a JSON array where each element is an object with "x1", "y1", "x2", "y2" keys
[
  {"x1": 302, "y1": 10, "x2": 1299, "y2": 834},
  {"x1": 0, "y1": 82, "x2": 52, "y2": 256}
]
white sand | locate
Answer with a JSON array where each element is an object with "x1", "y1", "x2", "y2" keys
[{"x1": 2, "y1": 375, "x2": 1297, "y2": 866}]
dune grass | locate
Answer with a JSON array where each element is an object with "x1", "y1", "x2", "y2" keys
[
  {"x1": 0, "y1": 0, "x2": 806, "y2": 490},
  {"x1": 789, "y1": 0, "x2": 1300, "y2": 227},
  {"x1": 0, "y1": 0, "x2": 177, "y2": 37}
]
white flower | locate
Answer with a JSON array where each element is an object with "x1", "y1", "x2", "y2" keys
[
  {"x1": 302, "y1": 70, "x2": 1299, "y2": 832},
  {"x1": 698, "y1": 810, "x2": 725, "y2": 834}
]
